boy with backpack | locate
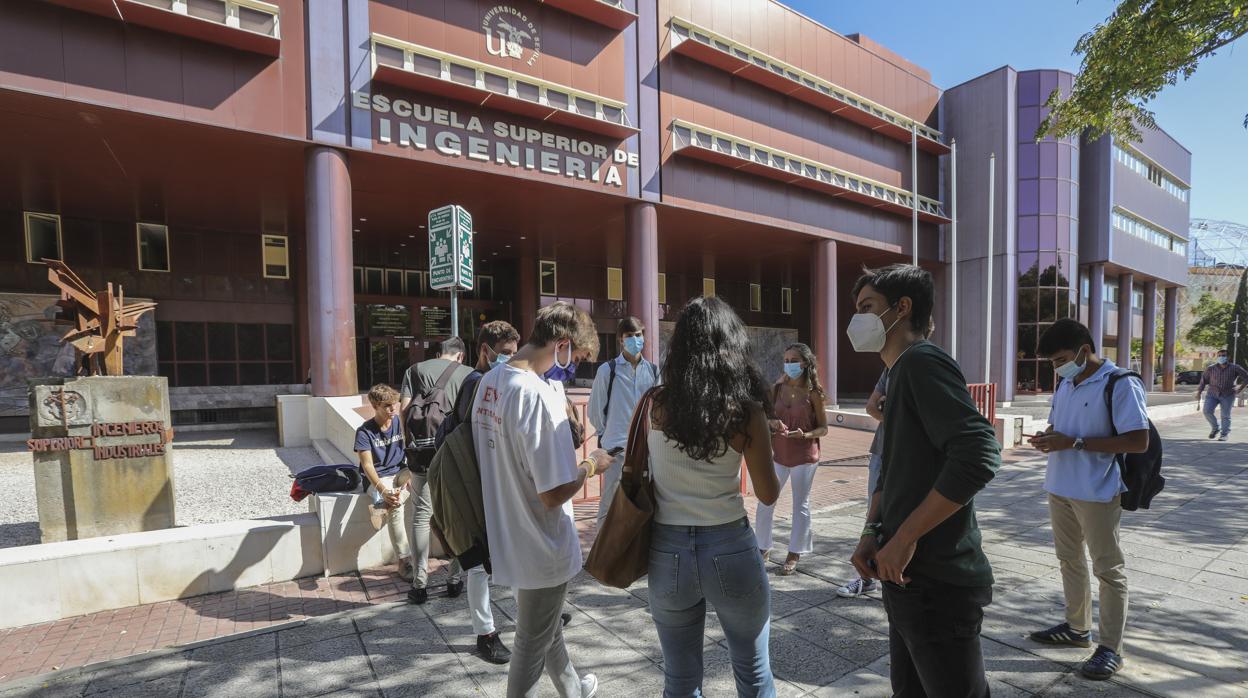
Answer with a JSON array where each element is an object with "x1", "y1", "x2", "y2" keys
[
  {"x1": 355, "y1": 384, "x2": 412, "y2": 579},
  {"x1": 399, "y1": 337, "x2": 472, "y2": 602},
  {"x1": 1029, "y1": 318, "x2": 1153, "y2": 681}
]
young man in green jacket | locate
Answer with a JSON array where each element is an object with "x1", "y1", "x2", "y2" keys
[{"x1": 848, "y1": 264, "x2": 1001, "y2": 697}]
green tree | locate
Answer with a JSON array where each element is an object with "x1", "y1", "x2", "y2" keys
[
  {"x1": 1228, "y1": 268, "x2": 1248, "y2": 368},
  {"x1": 1187, "y1": 292, "x2": 1234, "y2": 348},
  {"x1": 1038, "y1": 1, "x2": 1248, "y2": 142}
]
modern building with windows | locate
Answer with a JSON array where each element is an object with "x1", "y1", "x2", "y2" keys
[
  {"x1": 943, "y1": 67, "x2": 1190, "y2": 400},
  {"x1": 1, "y1": 0, "x2": 955, "y2": 428}
]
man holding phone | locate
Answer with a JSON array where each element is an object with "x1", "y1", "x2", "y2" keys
[{"x1": 588, "y1": 316, "x2": 659, "y2": 522}]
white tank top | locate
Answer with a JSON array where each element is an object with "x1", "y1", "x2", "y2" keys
[{"x1": 647, "y1": 427, "x2": 745, "y2": 526}]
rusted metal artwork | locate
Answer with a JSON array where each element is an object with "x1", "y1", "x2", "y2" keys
[{"x1": 44, "y1": 259, "x2": 157, "y2": 376}]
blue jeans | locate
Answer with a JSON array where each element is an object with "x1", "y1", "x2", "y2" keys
[
  {"x1": 648, "y1": 518, "x2": 775, "y2": 698},
  {"x1": 1204, "y1": 393, "x2": 1235, "y2": 436}
]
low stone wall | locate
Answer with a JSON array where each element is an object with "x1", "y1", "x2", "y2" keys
[{"x1": 170, "y1": 384, "x2": 308, "y2": 412}]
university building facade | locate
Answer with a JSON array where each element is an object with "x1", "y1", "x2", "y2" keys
[{"x1": 0, "y1": 0, "x2": 1186, "y2": 427}]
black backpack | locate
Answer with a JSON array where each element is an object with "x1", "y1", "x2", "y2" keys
[
  {"x1": 290, "y1": 464, "x2": 362, "y2": 500},
  {"x1": 406, "y1": 361, "x2": 461, "y2": 472},
  {"x1": 1104, "y1": 370, "x2": 1165, "y2": 511}
]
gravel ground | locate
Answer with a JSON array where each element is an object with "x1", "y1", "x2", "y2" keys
[{"x1": 0, "y1": 429, "x2": 322, "y2": 549}]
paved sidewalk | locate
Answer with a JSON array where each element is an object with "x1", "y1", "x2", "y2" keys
[{"x1": 4, "y1": 414, "x2": 1245, "y2": 696}]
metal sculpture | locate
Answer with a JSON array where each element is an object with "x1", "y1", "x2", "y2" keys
[{"x1": 44, "y1": 259, "x2": 156, "y2": 376}]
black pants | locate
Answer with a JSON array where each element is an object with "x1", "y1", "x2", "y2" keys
[{"x1": 882, "y1": 576, "x2": 992, "y2": 698}]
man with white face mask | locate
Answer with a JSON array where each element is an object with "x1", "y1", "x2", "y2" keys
[
  {"x1": 1028, "y1": 318, "x2": 1149, "y2": 681},
  {"x1": 846, "y1": 264, "x2": 1001, "y2": 698}
]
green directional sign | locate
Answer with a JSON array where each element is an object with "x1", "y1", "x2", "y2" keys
[{"x1": 428, "y1": 205, "x2": 473, "y2": 291}]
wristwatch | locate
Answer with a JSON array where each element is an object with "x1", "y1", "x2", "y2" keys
[{"x1": 1073, "y1": 437, "x2": 1085, "y2": 451}]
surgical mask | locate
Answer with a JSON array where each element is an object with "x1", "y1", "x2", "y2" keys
[
  {"x1": 1054, "y1": 349, "x2": 1086, "y2": 381},
  {"x1": 846, "y1": 307, "x2": 901, "y2": 353},
  {"x1": 486, "y1": 345, "x2": 512, "y2": 368},
  {"x1": 623, "y1": 335, "x2": 644, "y2": 357},
  {"x1": 543, "y1": 342, "x2": 578, "y2": 382},
  {"x1": 1218, "y1": 356, "x2": 1229, "y2": 365},
  {"x1": 783, "y1": 362, "x2": 803, "y2": 380}
]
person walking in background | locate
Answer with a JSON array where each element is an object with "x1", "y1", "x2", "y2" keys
[
  {"x1": 646, "y1": 296, "x2": 781, "y2": 697},
  {"x1": 1196, "y1": 348, "x2": 1248, "y2": 441},
  {"x1": 400, "y1": 337, "x2": 473, "y2": 603},
  {"x1": 355, "y1": 384, "x2": 412, "y2": 580},
  {"x1": 1029, "y1": 318, "x2": 1150, "y2": 681},
  {"x1": 588, "y1": 316, "x2": 659, "y2": 522},
  {"x1": 755, "y1": 342, "x2": 827, "y2": 576},
  {"x1": 432, "y1": 321, "x2": 521, "y2": 665},
  {"x1": 472, "y1": 302, "x2": 612, "y2": 698},
  {"x1": 847, "y1": 264, "x2": 1001, "y2": 698},
  {"x1": 837, "y1": 367, "x2": 888, "y2": 598}
]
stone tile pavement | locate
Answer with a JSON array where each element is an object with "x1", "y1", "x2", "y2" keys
[{"x1": 3, "y1": 414, "x2": 1246, "y2": 696}]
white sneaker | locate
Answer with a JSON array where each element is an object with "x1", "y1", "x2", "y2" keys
[
  {"x1": 836, "y1": 578, "x2": 879, "y2": 598},
  {"x1": 1219, "y1": 434, "x2": 1229, "y2": 441},
  {"x1": 580, "y1": 673, "x2": 599, "y2": 698}
]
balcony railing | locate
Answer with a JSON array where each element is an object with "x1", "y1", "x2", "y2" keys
[
  {"x1": 671, "y1": 120, "x2": 949, "y2": 223},
  {"x1": 42, "y1": 0, "x2": 281, "y2": 55},
  {"x1": 669, "y1": 17, "x2": 947, "y2": 155},
  {"x1": 540, "y1": 0, "x2": 636, "y2": 30},
  {"x1": 370, "y1": 34, "x2": 637, "y2": 141}
]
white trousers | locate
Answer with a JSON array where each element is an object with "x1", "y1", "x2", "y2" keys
[
  {"x1": 467, "y1": 565, "x2": 495, "y2": 635},
  {"x1": 754, "y1": 461, "x2": 818, "y2": 554}
]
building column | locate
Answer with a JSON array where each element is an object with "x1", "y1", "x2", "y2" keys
[
  {"x1": 1162, "y1": 286, "x2": 1178, "y2": 392},
  {"x1": 305, "y1": 146, "x2": 358, "y2": 397},
  {"x1": 1088, "y1": 263, "x2": 1106, "y2": 353},
  {"x1": 1117, "y1": 272, "x2": 1134, "y2": 367},
  {"x1": 1141, "y1": 280, "x2": 1158, "y2": 390},
  {"x1": 626, "y1": 202, "x2": 660, "y2": 364},
  {"x1": 813, "y1": 240, "x2": 838, "y2": 407},
  {"x1": 518, "y1": 254, "x2": 537, "y2": 341}
]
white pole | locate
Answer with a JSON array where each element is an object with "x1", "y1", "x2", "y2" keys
[
  {"x1": 984, "y1": 152, "x2": 995, "y2": 385},
  {"x1": 1235, "y1": 315, "x2": 1241, "y2": 365},
  {"x1": 911, "y1": 124, "x2": 919, "y2": 265},
  {"x1": 950, "y1": 138, "x2": 958, "y2": 360}
]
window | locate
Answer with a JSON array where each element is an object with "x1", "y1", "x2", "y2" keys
[
  {"x1": 781, "y1": 287, "x2": 792, "y2": 315},
  {"x1": 404, "y1": 270, "x2": 424, "y2": 296},
  {"x1": 24, "y1": 212, "x2": 62, "y2": 264},
  {"x1": 606, "y1": 267, "x2": 623, "y2": 301},
  {"x1": 702, "y1": 277, "x2": 715, "y2": 298},
  {"x1": 385, "y1": 269, "x2": 403, "y2": 296},
  {"x1": 261, "y1": 235, "x2": 289, "y2": 279},
  {"x1": 1111, "y1": 208, "x2": 1185, "y2": 256},
  {"x1": 475, "y1": 275, "x2": 494, "y2": 300},
  {"x1": 539, "y1": 260, "x2": 557, "y2": 296},
  {"x1": 136, "y1": 223, "x2": 171, "y2": 272},
  {"x1": 364, "y1": 267, "x2": 384, "y2": 295},
  {"x1": 749, "y1": 283, "x2": 762, "y2": 312},
  {"x1": 657, "y1": 273, "x2": 667, "y2": 305},
  {"x1": 1113, "y1": 144, "x2": 1188, "y2": 203},
  {"x1": 157, "y1": 320, "x2": 295, "y2": 387}
]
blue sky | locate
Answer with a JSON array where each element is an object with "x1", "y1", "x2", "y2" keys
[{"x1": 785, "y1": 0, "x2": 1248, "y2": 227}]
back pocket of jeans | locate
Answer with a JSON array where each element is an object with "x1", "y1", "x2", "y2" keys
[
  {"x1": 713, "y1": 549, "x2": 764, "y2": 599},
  {"x1": 648, "y1": 551, "x2": 679, "y2": 598}
]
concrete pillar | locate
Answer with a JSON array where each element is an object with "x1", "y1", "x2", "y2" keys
[
  {"x1": 1162, "y1": 285, "x2": 1178, "y2": 392},
  {"x1": 1141, "y1": 280, "x2": 1158, "y2": 390},
  {"x1": 519, "y1": 254, "x2": 537, "y2": 341},
  {"x1": 626, "y1": 203, "x2": 660, "y2": 364},
  {"x1": 813, "y1": 240, "x2": 838, "y2": 407},
  {"x1": 1088, "y1": 263, "x2": 1105, "y2": 353},
  {"x1": 1117, "y1": 272, "x2": 1134, "y2": 368},
  {"x1": 305, "y1": 147, "x2": 358, "y2": 397}
]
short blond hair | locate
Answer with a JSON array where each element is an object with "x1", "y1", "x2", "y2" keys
[
  {"x1": 528, "y1": 301, "x2": 599, "y2": 360},
  {"x1": 368, "y1": 384, "x2": 399, "y2": 405}
]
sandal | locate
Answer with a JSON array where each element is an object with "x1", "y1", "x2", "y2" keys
[
  {"x1": 759, "y1": 549, "x2": 771, "y2": 564},
  {"x1": 780, "y1": 555, "x2": 799, "y2": 576}
]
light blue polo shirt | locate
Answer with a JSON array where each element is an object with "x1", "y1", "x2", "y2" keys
[{"x1": 1046, "y1": 359, "x2": 1149, "y2": 503}]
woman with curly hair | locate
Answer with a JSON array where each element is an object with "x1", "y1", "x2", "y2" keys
[
  {"x1": 646, "y1": 296, "x2": 781, "y2": 697},
  {"x1": 755, "y1": 342, "x2": 829, "y2": 576}
]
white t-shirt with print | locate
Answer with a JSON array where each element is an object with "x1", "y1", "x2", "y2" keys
[{"x1": 472, "y1": 364, "x2": 582, "y2": 590}]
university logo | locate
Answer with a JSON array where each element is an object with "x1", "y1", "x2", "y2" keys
[{"x1": 482, "y1": 5, "x2": 541, "y2": 66}]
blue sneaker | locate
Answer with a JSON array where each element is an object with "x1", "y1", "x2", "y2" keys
[
  {"x1": 1081, "y1": 645, "x2": 1124, "y2": 680},
  {"x1": 1029, "y1": 622, "x2": 1091, "y2": 648}
]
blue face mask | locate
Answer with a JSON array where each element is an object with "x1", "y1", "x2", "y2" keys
[
  {"x1": 1054, "y1": 348, "x2": 1086, "y2": 381},
  {"x1": 623, "y1": 335, "x2": 644, "y2": 357},
  {"x1": 1218, "y1": 356, "x2": 1229, "y2": 365},
  {"x1": 783, "y1": 362, "x2": 804, "y2": 380},
  {"x1": 543, "y1": 342, "x2": 578, "y2": 382},
  {"x1": 487, "y1": 345, "x2": 512, "y2": 369}
]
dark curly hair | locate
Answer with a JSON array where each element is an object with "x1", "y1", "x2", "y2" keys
[{"x1": 654, "y1": 296, "x2": 771, "y2": 462}]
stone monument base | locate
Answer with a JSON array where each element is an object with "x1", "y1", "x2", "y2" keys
[{"x1": 29, "y1": 376, "x2": 175, "y2": 542}]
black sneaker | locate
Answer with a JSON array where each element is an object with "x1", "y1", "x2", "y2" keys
[
  {"x1": 407, "y1": 587, "x2": 428, "y2": 605},
  {"x1": 1029, "y1": 622, "x2": 1091, "y2": 648},
  {"x1": 1210, "y1": 428, "x2": 1220, "y2": 439},
  {"x1": 446, "y1": 579, "x2": 464, "y2": 598},
  {"x1": 1081, "y1": 645, "x2": 1124, "y2": 680},
  {"x1": 477, "y1": 632, "x2": 511, "y2": 664},
  {"x1": 561, "y1": 612, "x2": 571, "y2": 627}
]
